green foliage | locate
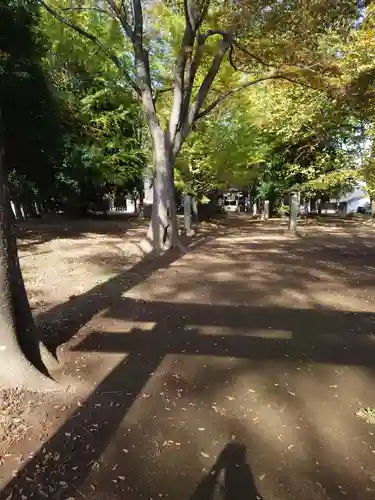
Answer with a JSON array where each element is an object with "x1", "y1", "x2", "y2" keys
[
  {"x1": 57, "y1": 73, "x2": 145, "y2": 195},
  {"x1": 0, "y1": 1, "x2": 147, "y2": 217},
  {"x1": 176, "y1": 97, "x2": 267, "y2": 196},
  {"x1": 6, "y1": 0, "x2": 375, "y2": 216},
  {"x1": 277, "y1": 203, "x2": 290, "y2": 217},
  {"x1": 0, "y1": 0, "x2": 63, "y2": 202},
  {"x1": 42, "y1": 4, "x2": 147, "y2": 212},
  {"x1": 300, "y1": 168, "x2": 361, "y2": 196}
]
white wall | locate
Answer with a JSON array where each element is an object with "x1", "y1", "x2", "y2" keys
[{"x1": 338, "y1": 183, "x2": 370, "y2": 214}]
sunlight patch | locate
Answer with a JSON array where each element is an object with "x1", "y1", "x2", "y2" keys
[
  {"x1": 185, "y1": 325, "x2": 292, "y2": 339},
  {"x1": 100, "y1": 320, "x2": 156, "y2": 333}
]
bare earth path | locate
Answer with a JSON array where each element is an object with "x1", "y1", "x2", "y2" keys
[{"x1": 2, "y1": 216, "x2": 375, "y2": 499}]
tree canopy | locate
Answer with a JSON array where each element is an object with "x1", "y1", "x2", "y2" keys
[{"x1": 2, "y1": 0, "x2": 375, "y2": 219}]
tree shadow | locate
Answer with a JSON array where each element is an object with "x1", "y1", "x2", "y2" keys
[
  {"x1": 2, "y1": 300, "x2": 375, "y2": 499},
  {"x1": 0, "y1": 326, "x2": 165, "y2": 500},
  {"x1": 36, "y1": 230, "x2": 217, "y2": 355},
  {"x1": 17, "y1": 213, "x2": 145, "y2": 252},
  {"x1": 190, "y1": 441, "x2": 263, "y2": 500},
  {"x1": 2, "y1": 218, "x2": 375, "y2": 499}
]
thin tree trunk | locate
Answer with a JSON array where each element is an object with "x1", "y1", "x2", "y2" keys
[
  {"x1": 167, "y1": 164, "x2": 180, "y2": 246},
  {"x1": 0, "y1": 124, "x2": 56, "y2": 390},
  {"x1": 371, "y1": 199, "x2": 375, "y2": 218},
  {"x1": 184, "y1": 194, "x2": 192, "y2": 234},
  {"x1": 138, "y1": 196, "x2": 144, "y2": 217},
  {"x1": 289, "y1": 192, "x2": 299, "y2": 231},
  {"x1": 264, "y1": 200, "x2": 270, "y2": 220},
  {"x1": 108, "y1": 193, "x2": 115, "y2": 212},
  {"x1": 10, "y1": 200, "x2": 17, "y2": 219},
  {"x1": 317, "y1": 199, "x2": 322, "y2": 216},
  {"x1": 192, "y1": 196, "x2": 199, "y2": 225}
]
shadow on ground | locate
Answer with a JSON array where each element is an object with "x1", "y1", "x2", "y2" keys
[
  {"x1": 36, "y1": 230, "x2": 218, "y2": 355},
  {"x1": 2, "y1": 300, "x2": 375, "y2": 499},
  {"x1": 16, "y1": 213, "x2": 144, "y2": 252},
  {"x1": 2, "y1": 218, "x2": 375, "y2": 500},
  {"x1": 190, "y1": 441, "x2": 263, "y2": 500}
]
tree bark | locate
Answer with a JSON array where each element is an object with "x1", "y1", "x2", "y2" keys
[
  {"x1": 0, "y1": 126, "x2": 56, "y2": 389},
  {"x1": 146, "y1": 127, "x2": 179, "y2": 251},
  {"x1": 371, "y1": 199, "x2": 375, "y2": 218}
]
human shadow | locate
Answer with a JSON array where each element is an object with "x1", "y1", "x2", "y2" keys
[{"x1": 191, "y1": 441, "x2": 263, "y2": 500}]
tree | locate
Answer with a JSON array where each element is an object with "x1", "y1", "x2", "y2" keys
[
  {"x1": 53, "y1": 69, "x2": 146, "y2": 215},
  {"x1": 43, "y1": 6, "x2": 148, "y2": 215},
  {"x1": 39, "y1": 0, "x2": 361, "y2": 250},
  {"x1": 244, "y1": 74, "x2": 364, "y2": 220},
  {"x1": 326, "y1": 2, "x2": 375, "y2": 213},
  {"x1": 176, "y1": 102, "x2": 262, "y2": 199},
  {"x1": 0, "y1": 0, "x2": 59, "y2": 389},
  {"x1": 1, "y1": 0, "x2": 63, "y2": 217}
]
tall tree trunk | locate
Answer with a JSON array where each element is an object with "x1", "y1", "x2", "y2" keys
[
  {"x1": 0, "y1": 126, "x2": 56, "y2": 389},
  {"x1": 147, "y1": 156, "x2": 169, "y2": 251},
  {"x1": 371, "y1": 198, "x2": 375, "y2": 218}
]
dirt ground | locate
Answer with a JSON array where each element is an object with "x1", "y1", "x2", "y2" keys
[{"x1": 1, "y1": 214, "x2": 375, "y2": 500}]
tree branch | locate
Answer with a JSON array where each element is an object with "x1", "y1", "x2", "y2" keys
[
  {"x1": 195, "y1": 0, "x2": 210, "y2": 28},
  {"x1": 232, "y1": 42, "x2": 274, "y2": 69},
  {"x1": 104, "y1": 0, "x2": 134, "y2": 40},
  {"x1": 132, "y1": 0, "x2": 144, "y2": 43},
  {"x1": 155, "y1": 84, "x2": 225, "y2": 101},
  {"x1": 188, "y1": 36, "x2": 232, "y2": 122},
  {"x1": 230, "y1": 41, "x2": 325, "y2": 77},
  {"x1": 167, "y1": 0, "x2": 200, "y2": 147},
  {"x1": 127, "y1": 0, "x2": 157, "y2": 126},
  {"x1": 61, "y1": 7, "x2": 111, "y2": 15},
  {"x1": 168, "y1": 0, "x2": 213, "y2": 148},
  {"x1": 172, "y1": 35, "x2": 232, "y2": 158},
  {"x1": 40, "y1": 1, "x2": 140, "y2": 95},
  {"x1": 184, "y1": 0, "x2": 196, "y2": 32},
  {"x1": 195, "y1": 73, "x2": 324, "y2": 121},
  {"x1": 196, "y1": 76, "x2": 279, "y2": 120},
  {"x1": 182, "y1": 31, "x2": 206, "y2": 117}
]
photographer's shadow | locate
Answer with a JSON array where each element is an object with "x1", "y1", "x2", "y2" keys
[{"x1": 190, "y1": 441, "x2": 263, "y2": 500}]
